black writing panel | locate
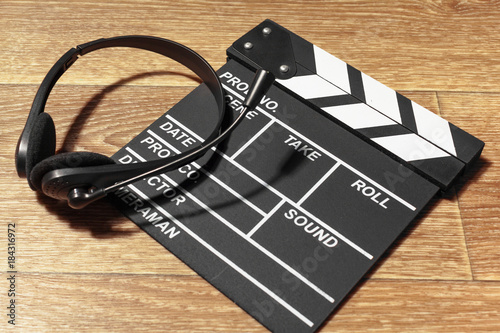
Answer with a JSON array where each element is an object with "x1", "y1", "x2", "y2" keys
[{"x1": 110, "y1": 59, "x2": 439, "y2": 333}]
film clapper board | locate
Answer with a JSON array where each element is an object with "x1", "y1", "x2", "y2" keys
[{"x1": 108, "y1": 20, "x2": 484, "y2": 332}]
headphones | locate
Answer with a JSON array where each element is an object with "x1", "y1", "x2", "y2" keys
[{"x1": 16, "y1": 35, "x2": 274, "y2": 209}]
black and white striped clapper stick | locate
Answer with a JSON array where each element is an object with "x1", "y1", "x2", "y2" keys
[{"x1": 230, "y1": 19, "x2": 484, "y2": 190}]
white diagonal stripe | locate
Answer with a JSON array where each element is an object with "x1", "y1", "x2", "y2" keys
[
  {"x1": 303, "y1": 42, "x2": 459, "y2": 162},
  {"x1": 313, "y1": 45, "x2": 351, "y2": 94},
  {"x1": 412, "y1": 101, "x2": 457, "y2": 156},
  {"x1": 222, "y1": 82, "x2": 416, "y2": 212},
  {"x1": 362, "y1": 73, "x2": 402, "y2": 124},
  {"x1": 277, "y1": 74, "x2": 346, "y2": 99},
  {"x1": 322, "y1": 103, "x2": 397, "y2": 129},
  {"x1": 372, "y1": 133, "x2": 450, "y2": 162}
]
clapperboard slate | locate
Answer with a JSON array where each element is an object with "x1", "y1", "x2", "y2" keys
[{"x1": 107, "y1": 20, "x2": 484, "y2": 332}]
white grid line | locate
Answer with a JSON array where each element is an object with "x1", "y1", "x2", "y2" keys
[
  {"x1": 150, "y1": 113, "x2": 374, "y2": 259},
  {"x1": 222, "y1": 84, "x2": 416, "y2": 212},
  {"x1": 247, "y1": 199, "x2": 286, "y2": 238},
  {"x1": 146, "y1": 129, "x2": 267, "y2": 217},
  {"x1": 127, "y1": 184, "x2": 314, "y2": 327},
  {"x1": 297, "y1": 162, "x2": 341, "y2": 206},
  {"x1": 125, "y1": 147, "x2": 335, "y2": 303},
  {"x1": 231, "y1": 118, "x2": 276, "y2": 159},
  {"x1": 213, "y1": 148, "x2": 373, "y2": 260}
]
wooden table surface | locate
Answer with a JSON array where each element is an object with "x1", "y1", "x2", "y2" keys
[{"x1": 1, "y1": 1, "x2": 499, "y2": 332}]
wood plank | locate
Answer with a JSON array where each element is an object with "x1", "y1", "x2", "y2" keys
[
  {"x1": 438, "y1": 92, "x2": 500, "y2": 281},
  {"x1": 4, "y1": 273, "x2": 500, "y2": 332},
  {"x1": 5, "y1": 272, "x2": 265, "y2": 332},
  {"x1": 1, "y1": 1, "x2": 500, "y2": 92},
  {"x1": 325, "y1": 279, "x2": 500, "y2": 332},
  {"x1": 369, "y1": 193, "x2": 472, "y2": 281}
]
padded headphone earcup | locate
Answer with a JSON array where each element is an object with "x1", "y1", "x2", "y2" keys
[
  {"x1": 30, "y1": 151, "x2": 116, "y2": 192},
  {"x1": 26, "y1": 112, "x2": 56, "y2": 188}
]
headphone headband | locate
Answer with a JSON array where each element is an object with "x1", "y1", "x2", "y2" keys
[
  {"x1": 16, "y1": 36, "x2": 275, "y2": 208},
  {"x1": 16, "y1": 36, "x2": 225, "y2": 178}
]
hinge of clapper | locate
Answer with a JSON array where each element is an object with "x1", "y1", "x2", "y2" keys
[{"x1": 229, "y1": 20, "x2": 297, "y2": 80}]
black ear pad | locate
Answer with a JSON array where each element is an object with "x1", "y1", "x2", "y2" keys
[
  {"x1": 25, "y1": 112, "x2": 56, "y2": 188},
  {"x1": 30, "y1": 151, "x2": 116, "y2": 192}
]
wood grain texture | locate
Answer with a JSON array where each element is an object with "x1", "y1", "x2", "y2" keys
[
  {"x1": 438, "y1": 92, "x2": 500, "y2": 281},
  {"x1": 326, "y1": 279, "x2": 500, "y2": 332},
  {"x1": 1, "y1": 0, "x2": 499, "y2": 332},
  {"x1": 1, "y1": 0, "x2": 500, "y2": 91},
  {"x1": 7, "y1": 274, "x2": 500, "y2": 332}
]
